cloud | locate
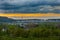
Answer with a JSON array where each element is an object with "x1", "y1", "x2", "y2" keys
[
  {"x1": 0, "y1": 5, "x2": 60, "y2": 13},
  {"x1": 0, "y1": 0, "x2": 60, "y2": 13},
  {"x1": 5, "y1": 0, "x2": 60, "y2": 5},
  {"x1": 0, "y1": 0, "x2": 60, "y2": 6}
]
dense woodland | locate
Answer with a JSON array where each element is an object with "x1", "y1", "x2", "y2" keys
[{"x1": 0, "y1": 22, "x2": 60, "y2": 40}]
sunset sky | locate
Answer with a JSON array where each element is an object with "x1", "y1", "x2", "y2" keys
[
  {"x1": 0, "y1": 13, "x2": 60, "y2": 17},
  {"x1": 0, "y1": 0, "x2": 60, "y2": 18}
]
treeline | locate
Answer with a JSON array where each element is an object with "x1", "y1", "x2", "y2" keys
[{"x1": 0, "y1": 22, "x2": 60, "y2": 40}]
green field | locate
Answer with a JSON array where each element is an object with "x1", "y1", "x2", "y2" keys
[{"x1": 0, "y1": 22, "x2": 60, "y2": 40}]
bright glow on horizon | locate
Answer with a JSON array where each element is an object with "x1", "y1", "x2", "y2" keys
[{"x1": 0, "y1": 13, "x2": 60, "y2": 17}]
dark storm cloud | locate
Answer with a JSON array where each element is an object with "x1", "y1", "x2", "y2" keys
[{"x1": 0, "y1": 0, "x2": 60, "y2": 13}]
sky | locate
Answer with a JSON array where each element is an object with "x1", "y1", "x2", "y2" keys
[{"x1": 0, "y1": 0, "x2": 60, "y2": 13}]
